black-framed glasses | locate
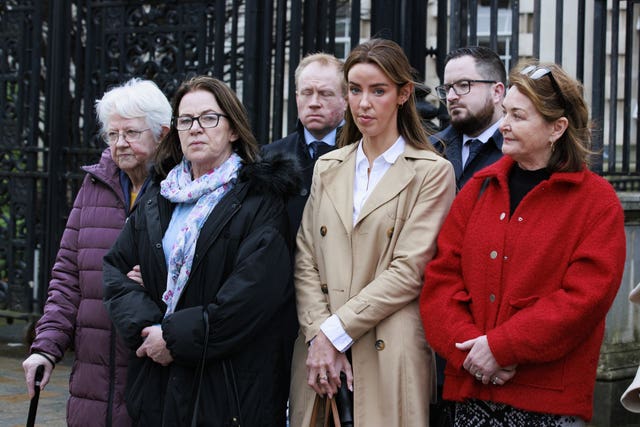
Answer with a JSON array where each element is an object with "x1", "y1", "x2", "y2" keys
[
  {"x1": 435, "y1": 79, "x2": 496, "y2": 99},
  {"x1": 173, "y1": 113, "x2": 228, "y2": 131},
  {"x1": 520, "y1": 65, "x2": 568, "y2": 112},
  {"x1": 102, "y1": 128, "x2": 150, "y2": 145}
]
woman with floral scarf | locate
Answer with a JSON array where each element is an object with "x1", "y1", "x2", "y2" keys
[{"x1": 103, "y1": 76, "x2": 300, "y2": 426}]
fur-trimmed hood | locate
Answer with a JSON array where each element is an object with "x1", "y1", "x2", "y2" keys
[{"x1": 238, "y1": 150, "x2": 302, "y2": 199}]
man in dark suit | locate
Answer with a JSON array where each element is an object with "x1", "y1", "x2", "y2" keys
[
  {"x1": 263, "y1": 53, "x2": 346, "y2": 237},
  {"x1": 429, "y1": 46, "x2": 506, "y2": 425},
  {"x1": 261, "y1": 55, "x2": 347, "y2": 421},
  {"x1": 432, "y1": 46, "x2": 506, "y2": 190}
]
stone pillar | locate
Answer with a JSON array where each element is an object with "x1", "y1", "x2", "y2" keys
[{"x1": 592, "y1": 193, "x2": 640, "y2": 426}]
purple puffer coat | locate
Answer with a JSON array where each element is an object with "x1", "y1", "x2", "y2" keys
[{"x1": 31, "y1": 148, "x2": 133, "y2": 427}]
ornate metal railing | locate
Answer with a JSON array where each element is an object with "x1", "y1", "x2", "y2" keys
[{"x1": 0, "y1": 0, "x2": 637, "y2": 317}]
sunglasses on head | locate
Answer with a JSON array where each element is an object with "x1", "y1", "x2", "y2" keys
[{"x1": 520, "y1": 65, "x2": 568, "y2": 113}]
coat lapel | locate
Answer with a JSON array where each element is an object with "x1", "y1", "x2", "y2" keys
[
  {"x1": 355, "y1": 152, "x2": 415, "y2": 227},
  {"x1": 320, "y1": 145, "x2": 357, "y2": 234},
  {"x1": 444, "y1": 136, "x2": 463, "y2": 182}
]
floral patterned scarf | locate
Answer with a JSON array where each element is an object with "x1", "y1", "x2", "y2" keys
[{"x1": 159, "y1": 153, "x2": 242, "y2": 316}]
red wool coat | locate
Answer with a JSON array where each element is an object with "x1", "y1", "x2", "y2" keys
[{"x1": 420, "y1": 156, "x2": 626, "y2": 421}]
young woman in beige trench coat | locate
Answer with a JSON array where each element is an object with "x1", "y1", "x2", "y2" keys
[{"x1": 289, "y1": 38, "x2": 456, "y2": 427}]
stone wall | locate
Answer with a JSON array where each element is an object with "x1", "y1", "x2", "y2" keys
[{"x1": 593, "y1": 193, "x2": 640, "y2": 427}]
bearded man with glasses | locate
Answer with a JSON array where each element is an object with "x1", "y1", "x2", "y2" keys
[
  {"x1": 432, "y1": 46, "x2": 507, "y2": 190},
  {"x1": 428, "y1": 46, "x2": 507, "y2": 427}
]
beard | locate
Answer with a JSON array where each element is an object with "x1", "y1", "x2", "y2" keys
[{"x1": 449, "y1": 97, "x2": 496, "y2": 135}]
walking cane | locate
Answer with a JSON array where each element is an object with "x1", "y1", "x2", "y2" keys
[{"x1": 26, "y1": 364, "x2": 45, "y2": 427}]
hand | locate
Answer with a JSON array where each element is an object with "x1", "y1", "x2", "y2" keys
[
  {"x1": 127, "y1": 265, "x2": 144, "y2": 286},
  {"x1": 487, "y1": 365, "x2": 517, "y2": 386},
  {"x1": 306, "y1": 331, "x2": 353, "y2": 398},
  {"x1": 136, "y1": 325, "x2": 173, "y2": 366},
  {"x1": 456, "y1": 335, "x2": 503, "y2": 384},
  {"x1": 22, "y1": 353, "x2": 55, "y2": 398}
]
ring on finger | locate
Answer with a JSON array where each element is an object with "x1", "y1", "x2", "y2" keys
[
  {"x1": 474, "y1": 372, "x2": 483, "y2": 380},
  {"x1": 491, "y1": 376, "x2": 499, "y2": 385}
]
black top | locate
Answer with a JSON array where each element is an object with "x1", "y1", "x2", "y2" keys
[{"x1": 508, "y1": 163, "x2": 551, "y2": 215}]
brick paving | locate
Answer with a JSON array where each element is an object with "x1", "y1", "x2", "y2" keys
[{"x1": 0, "y1": 320, "x2": 70, "y2": 427}]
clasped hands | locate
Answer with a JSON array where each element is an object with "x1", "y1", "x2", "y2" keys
[
  {"x1": 457, "y1": 335, "x2": 516, "y2": 386},
  {"x1": 306, "y1": 331, "x2": 353, "y2": 398}
]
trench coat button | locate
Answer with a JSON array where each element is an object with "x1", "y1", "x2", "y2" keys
[
  {"x1": 320, "y1": 226, "x2": 327, "y2": 236},
  {"x1": 300, "y1": 188, "x2": 308, "y2": 197},
  {"x1": 387, "y1": 227, "x2": 394, "y2": 238},
  {"x1": 489, "y1": 294, "x2": 496, "y2": 303},
  {"x1": 320, "y1": 284, "x2": 328, "y2": 294},
  {"x1": 155, "y1": 243, "x2": 162, "y2": 249},
  {"x1": 375, "y1": 339, "x2": 385, "y2": 351},
  {"x1": 499, "y1": 212, "x2": 506, "y2": 220},
  {"x1": 518, "y1": 217, "x2": 524, "y2": 222},
  {"x1": 490, "y1": 250, "x2": 498, "y2": 259}
]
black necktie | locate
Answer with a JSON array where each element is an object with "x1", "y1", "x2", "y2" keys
[
  {"x1": 309, "y1": 141, "x2": 331, "y2": 160},
  {"x1": 464, "y1": 139, "x2": 483, "y2": 168}
]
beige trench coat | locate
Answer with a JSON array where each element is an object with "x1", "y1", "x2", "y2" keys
[{"x1": 290, "y1": 142, "x2": 455, "y2": 427}]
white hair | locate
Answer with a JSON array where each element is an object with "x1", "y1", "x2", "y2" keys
[{"x1": 95, "y1": 78, "x2": 171, "y2": 140}]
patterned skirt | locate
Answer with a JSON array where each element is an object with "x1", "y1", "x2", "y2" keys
[{"x1": 454, "y1": 400, "x2": 586, "y2": 427}]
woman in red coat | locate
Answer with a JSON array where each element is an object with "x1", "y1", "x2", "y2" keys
[{"x1": 420, "y1": 60, "x2": 626, "y2": 426}]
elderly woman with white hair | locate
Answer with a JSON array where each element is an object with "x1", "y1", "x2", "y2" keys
[{"x1": 22, "y1": 78, "x2": 171, "y2": 427}]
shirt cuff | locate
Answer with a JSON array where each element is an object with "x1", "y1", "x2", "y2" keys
[{"x1": 320, "y1": 314, "x2": 354, "y2": 353}]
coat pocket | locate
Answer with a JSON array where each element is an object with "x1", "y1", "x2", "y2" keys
[
  {"x1": 505, "y1": 295, "x2": 566, "y2": 391},
  {"x1": 506, "y1": 295, "x2": 539, "y2": 318}
]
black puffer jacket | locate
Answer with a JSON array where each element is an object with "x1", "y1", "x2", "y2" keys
[{"x1": 103, "y1": 152, "x2": 300, "y2": 426}]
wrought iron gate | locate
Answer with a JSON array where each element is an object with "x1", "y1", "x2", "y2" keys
[
  {"x1": 0, "y1": 0, "x2": 636, "y2": 320},
  {"x1": 0, "y1": 0, "x2": 428, "y2": 318}
]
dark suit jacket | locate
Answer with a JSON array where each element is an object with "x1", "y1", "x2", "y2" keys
[
  {"x1": 430, "y1": 125, "x2": 503, "y2": 190},
  {"x1": 262, "y1": 121, "x2": 340, "y2": 239},
  {"x1": 429, "y1": 123, "x2": 504, "y2": 394}
]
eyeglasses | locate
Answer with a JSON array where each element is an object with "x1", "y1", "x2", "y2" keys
[
  {"x1": 102, "y1": 128, "x2": 150, "y2": 145},
  {"x1": 435, "y1": 79, "x2": 496, "y2": 99},
  {"x1": 520, "y1": 65, "x2": 568, "y2": 112},
  {"x1": 173, "y1": 113, "x2": 228, "y2": 131}
]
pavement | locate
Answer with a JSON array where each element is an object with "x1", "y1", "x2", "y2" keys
[{"x1": 0, "y1": 317, "x2": 70, "y2": 427}]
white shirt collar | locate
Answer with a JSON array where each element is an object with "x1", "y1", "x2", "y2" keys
[
  {"x1": 463, "y1": 119, "x2": 502, "y2": 145},
  {"x1": 352, "y1": 136, "x2": 406, "y2": 225},
  {"x1": 303, "y1": 120, "x2": 345, "y2": 147},
  {"x1": 355, "y1": 135, "x2": 406, "y2": 166}
]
